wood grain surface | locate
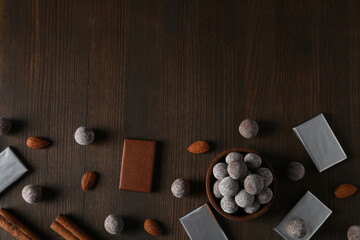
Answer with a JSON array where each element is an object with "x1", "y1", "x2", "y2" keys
[{"x1": 0, "y1": 0, "x2": 359, "y2": 239}]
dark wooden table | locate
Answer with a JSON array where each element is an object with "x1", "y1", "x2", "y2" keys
[{"x1": 0, "y1": 0, "x2": 359, "y2": 239}]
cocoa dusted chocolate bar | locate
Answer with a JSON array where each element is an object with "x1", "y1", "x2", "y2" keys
[{"x1": 119, "y1": 139, "x2": 156, "y2": 193}]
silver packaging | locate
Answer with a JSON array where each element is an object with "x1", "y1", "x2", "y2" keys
[
  {"x1": 293, "y1": 113, "x2": 347, "y2": 172},
  {"x1": 274, "y1": 191, "x2": 332, "y2": 240},
  {"x1": 0, "y1": 147, "x2": 28, "y2": 194},
  {"x1": 180, "y1": 204, "x2": 228, "y2": 240}
]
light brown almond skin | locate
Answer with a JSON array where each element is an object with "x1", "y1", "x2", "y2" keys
[
  {"x1": 81, "y1": 171, "x2": 96, "y2": 192},
  {"x1": 144, "y1": 219, "x2": 162, "y2": 236},
  {"x1": 26, "y1": 136, "x2": 49, "y2": 149},
  {"x1": 334, "y1": 184, "x2": 358, "y2": 199},
  {"x1": 187, "y1": 140, "x2": 210, "y2": 154}
]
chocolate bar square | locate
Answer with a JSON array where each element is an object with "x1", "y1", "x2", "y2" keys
[{"x1": 119, "y1": 139, "x2": 156, "y2": 193}]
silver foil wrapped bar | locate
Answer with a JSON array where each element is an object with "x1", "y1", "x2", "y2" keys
[
  {"x1": 274, "y1": 191, "x2": 332, "y2": 240},
  {"x1": 180, "y1": 204, "x2": 228, "y2": 240},
  {"x1": 293, "y1": 113, "x2": 347, "y2": 172},
  {"x1": 0, "y1": 147, "x2": 28, "y2": 194}
]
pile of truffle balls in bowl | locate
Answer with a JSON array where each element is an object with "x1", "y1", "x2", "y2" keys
[{"x1": 206, "y1": 148, "x2": 277, "y2": 221}]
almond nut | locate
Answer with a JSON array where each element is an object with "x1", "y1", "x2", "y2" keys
[
  {"x1": 144, "y1": 219, "x2": 162, "y2": 236},
  {"x1": 334, "y1": 184, "x2": 358, "y2": 199},
  {"x1": 81, "y1": 171, "x2": 97, "y2": 192},
  {"x1": 26, "y1": 136, "x2": 49, "y2": 149},
  {"x1": 187, "y1": 140, "x2": 210, "y2": 154}
]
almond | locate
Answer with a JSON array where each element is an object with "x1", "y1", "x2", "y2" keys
[
  {"x1": 334, "y1": 184, "x2": 358, "y2": 199},
  {"x1": 144, "y1": 219, "x2": 162, "y2": 236},
  {"x1": 187, "y1": 140, "x2": 210, "y2": 154},
  {"x1": 26, "y1": 136, "x2": 49, "y2": 149},
  {"x1": 81, "y1": 171, "x2": 97, "y2": 192}
]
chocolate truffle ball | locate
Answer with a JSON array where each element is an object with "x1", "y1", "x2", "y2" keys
[
  {"x1": 104, "y1": 215, "x2": 124, "y2": 234},
  {"x1": 287, "y1": 218, "x2": 307, "y2": 239},
  {"x1": 213, "y1": 162, "x2": 228, "y2": 180},
  {"x1": 235, "y1": 189, "x2": 254, "y2": 208},
  {"x1": 171, "y1": 178, "x2": 190, "y2": 198},
  {"x1": 257, "y1": 187, "x2": 273, "y2": 204},
  {"x1": 0, "y1": 118, "x2": 11, "y2": 135},
  {"x1": 239, "y1": 119, "x2": 259, "y2": 138},
  {"x1": 244, "y1": 153, "x2": 262, "y2": 169},
  {"x1": 220, "y1": 197, "x2": 238, "y2": 214},
  {"x1": 244, "y1": 199, "x2": 260, "y2": 214},
  {"x1": 225, "y1": 152, "x2": 243, "y2": 164},
  {"x1": 244, "y1": 174, "x2": 264, "y2": 195},
  {"x1": 348, "y1": 225, "x2": 360, "y2": 240},
  {"x1": 227, "y1": 160, "x2": 247, "y2": 180},
  {"x1": 286, "y1": 162, "x2": 305, "y2": 181},
  {"x1": 213, "y1": 180, "x2": 223, "y2": 199},
  {"x1": 22, "y1": 185, "x2": 42, "y2": 204},
  {"x1": 219, "y1": 176, "x2": 239, "y2": 197},
  {"x1": 256, "y1": 167, "x2": 273, "y2": 187},
  {"x1": 74, "y1": 126, "x2": 94, "y2": 145}
]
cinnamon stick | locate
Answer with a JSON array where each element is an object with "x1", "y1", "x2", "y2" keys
[
  {"x1": 50, "y1": 214, "x2": 94, "y2": 240},
  {"x1": 0, "y1": 208, "x2": 42, "y2": 240}
]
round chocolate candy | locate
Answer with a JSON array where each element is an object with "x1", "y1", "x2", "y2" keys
[
  {"x1": 227, "y1": 160, "x2": 247, "y2": 180},
  {"x1": 22, "y1": 185, "x2": 42, "y2": 204},
  {"x1": 244, "y1": 153, "x2": 262, "y2": 169},
  {"x1": 220, "y1": 197, "x2": 238, "y2": 214},
  {"x1": 0, "y1": 118, "x2": 11, "y2": 135},
  {"x1": 219, "y1": 176, "x2": 239, "y2": 197},
  {"x1": 225, "y1": 152, "x2": 243, "y2": 164},
  {"x1": 244, "y1": 199, "x2": 260, "y2": 214},
  {"x1": 287, "y1": 218, "x2": 307, "y2": 239},
  {"x1": 239, "y1": 119, "x2": 259, "y2": 139},
  {"x1": 257, "y1": 187, "x2": 273, "y2": 204},
  {"x1": 235, "y1": 189, "x2": 254, "y2": 208},
  {"x1": 74, "y1": 126, "x2": 95, "y2": 145},
  {"x1": 348, "y1": 225, "x2": 360, "y2": 240},
  {"x1": 171, "y1": 178, "x2": 190, "y2": 198},
  {"x1": 213, "y1": 162, "x2": 228, "y2": 180},
  {"x1": 286, "y1": 162, "x2": 305, "y2": 181},
  {"x1": 256, "y1": 167, "x2": 273, "y2": 187},
  {"x1": 244, "y1": 174, "x2": 264, "y2": 195},
  {"x1": 213, "y1": 180, "x2": 223, "y2": 199},
  {"x1": 104, "y1": 215, "x2": 124, "y2": 234}
]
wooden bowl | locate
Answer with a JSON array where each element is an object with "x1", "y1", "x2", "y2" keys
[{"x1": 206, "y1": 148, "x2": 277, "y2": 221}]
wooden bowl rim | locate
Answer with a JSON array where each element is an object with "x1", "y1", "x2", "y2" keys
[{"x1": 206, "y1": 148, "x2": 277, "y2": 222}]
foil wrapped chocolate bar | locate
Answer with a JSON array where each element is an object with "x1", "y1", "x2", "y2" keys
[
  {"x1": 119, "y1": 139, "x2": 156, "y2": 193},
  {"x1": 274, "y1": 191, "x2": 332, "y2": 240},
  {"x1": 180, "y1": 204, "x2": 228, "y2": 240},
  {"x1": 293, "y1": 114, "x2": 347, "y2": 172},
  {"x1": 0, "y1": 147, "x2": 28, "y2": 194}
]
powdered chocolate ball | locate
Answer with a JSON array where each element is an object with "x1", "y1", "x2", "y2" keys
[
  {"x1": 0, "y1": 117, "x2": 11, "y2": 135},
  {"x1": 239, "y1": 119, "x2": 259, "y2": 138},
  {"x1": 348, "y1": 225, "x2": 360, "y2": 240},
  {"x1": 74, "y1": 126, "x2": 94, "y2": 145},
  {"x1": 235, "y1": 189, "x2": 254, "y2": 208},
  {"x1": 171, "y1": 178, "x2": 190, "y2": 198},
  {"x1": 225, "y1": 152, "x2": 243, "y2": 164},
  {"x1": 244, "y1": 153, "x2": 262, "y2": 169},
  {"x1": 104, "y1": 215, "x2": 124, "y2": 234},
  {"x1": 22, "y1": 185, "x2": 42, "y2": 204},
  {"x1": 213, "y1": 180, "x2": 223, "y2": 199},
  {"x1": 220, "y1": 197, "x2": 238, "y2": 214},
  {"x1": 286, "y1": 162, "x2": 305, "y2": 181},
  {"x1": 213, "y1": 162, "x2": 228, "y2": 180},
  {"x1": 219, "y1": 176, "x2": 239, "y2": 197},
  {"x1": 287, "y1": 218, "x2": 307, "y2": 239},
  {"x1": 227, "y1": 160, "x2": 247, "y2": 180},
  {"x1": 257, "y1": 167, "x2": 273, "y2": 187},
  {"x1": 244, "y1": 174, "x2": 264, "y2": 195},
  {"x1": 257, "y1": 187, "x2": 273, "y2": 204},
  {"x1": 244, "y1": 199, "x2": 260, "y2": 214}
]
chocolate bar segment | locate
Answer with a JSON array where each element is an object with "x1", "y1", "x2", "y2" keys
[{"x1": 119, "y1": 139, "x2": 156, "y2": 193}]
